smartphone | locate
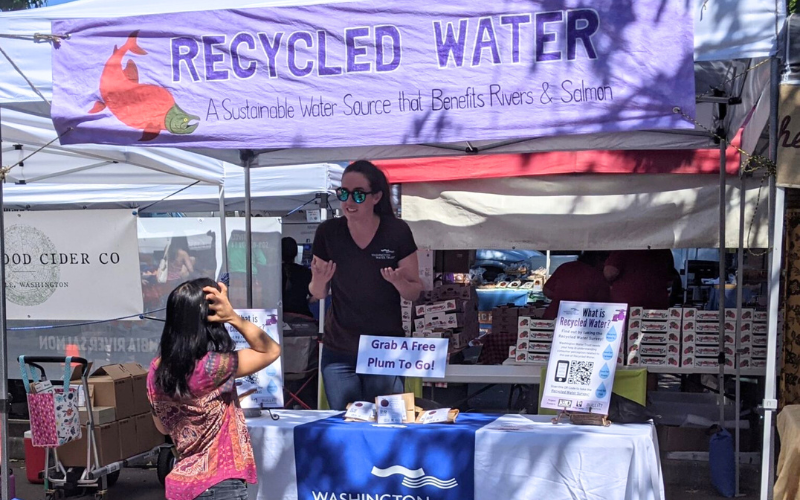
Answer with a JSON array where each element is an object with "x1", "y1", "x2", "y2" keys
[
  {"x1": 219, "y1": 273, "x2": 230, "y2": 287},
  {"x1": 554, "y1": 360, "x2": 569, "y2": 383}
]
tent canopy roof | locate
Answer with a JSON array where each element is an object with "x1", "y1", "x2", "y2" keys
[
  {"x1": 1, "y1": 108, "x2": 225, "y2": 185},
  {"x1": 0, "y1": 0, "x2": 784, "y2": 166}
]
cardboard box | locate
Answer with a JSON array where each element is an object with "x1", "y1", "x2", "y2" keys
[
  {"x1": 508, "y1": 346, "x2": 517, "y2": 359},
  {"x1": 79, "y1": 406, "x2": 116, "y2": 426},
  {"x1": 681, "y1": 319, "x2": 696, "y2": 332},
  {"x1": 413, "y1": 318, "x2": 426, "y2": 331},
  {"x1": 118, "y1": 418, "x2": 138, "y2": 459},
  {"x1": 752, "y1": 323, "x2": 768, "y2": 335},
  {"x1": 526, "y1": 352, "x2": 549, "y2": 363},
  {"x1": 681, "y1": 332, "x2": 695, "y2": 344},
  {"x1": 636, "y1": 344, "x2": 677, "y2": 356},
  {"x1": 527, "y1": 342, "x2": 552, "y2": 354},
  {"x1": 529, "y1": 330, "x2": 554, "y2": 341},
  {"x1": 694, "y1": 345, "x2": 735, "y2": 357},
  {"x1": 58, "y1": 422, "x2": 121, "y2": 467},
  {"x1": 753, "y1": 335, "x2": 767, "y2": 347},
  {"x1": 635, "y1": 354, "x2": 679, "y2": 367},
  {"x1": 515, "y1": 352, "x2": 528, "y2": 363},
  {"x1": 517, "y1": 329, "x2": 530, "y2": 340},
  {"x1": 629, "y1": 307, "x2": 643, "y2": 319},
  {"x1": 516, "y1": 339, "x2": 530, "y2": 351},
  {"x1": 753, "y1": 311, "x2": 768, "y2": 322},
  {"x1": 90, "y1": 365, "x2": 136, "y2": 420},
  {"x1": 640, "y1": 332, "x2": 680, "y2": 344},
  {"x1": 695, "y1": 322, "x2": 722, "y2": 333},
  {"x1": 641, "y1": 309, "x2": 670, "y2": 320},
  {"x1": 424, "y1": 312, "x2": 464, "y2": 329},
  {"x1": 124, "y1": 363, "x2": 150, "y2": 416},
  {"x1": 421, "y1": 300, "x2": 459, "y2": 315},
  {"x1": 137, "y1": 413, "x2": 166, "y2": 454},
  {"x1": 752, "y1": 347, "x2": 768, "y2": 358},
  {"x1": 628, "y1": 319, "x2": 642, "y2": 331}
]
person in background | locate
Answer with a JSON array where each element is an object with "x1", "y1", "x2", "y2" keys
[
  {"x1": 604, "y1": 249, "x2": 675, "y2": 309},
  {"x1": 281, "y1": 236, "x2": 313, "y2": 318},
  {"x1": 148, "y1": 278, "x2": 280, "y2": 500},
  {"x1": 542, "y1": 251, "x2": 610, "y2": 319},
  {"x1": 158, "y1": 236, "x2": 195, "y2": 283},
  {"x1": 309, "y1": 160, "x2": 423, "y2": 410}
]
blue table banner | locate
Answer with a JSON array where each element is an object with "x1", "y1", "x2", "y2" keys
[{"x1": 294, "y1": 413, "x2": 498, "y2": 500}]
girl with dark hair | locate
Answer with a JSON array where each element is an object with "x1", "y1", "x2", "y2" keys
[
  {"x1": 147, "y1": 278, "x2": 280, "y2": 500},
  {"x1": 309, "y1": 160, "x2": 422, "y2": 410}
]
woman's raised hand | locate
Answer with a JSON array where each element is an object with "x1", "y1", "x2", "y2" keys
[
  {"x1": 311, "y1": 256, "x2": 336, "y2": 282},
  {"x1": 204, "y1": 282, "x2": 238, "y2": 323}
]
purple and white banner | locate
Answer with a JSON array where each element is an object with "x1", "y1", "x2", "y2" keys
[{"x1": 50, "y1": 0, "x2": 695, "y2": 149}]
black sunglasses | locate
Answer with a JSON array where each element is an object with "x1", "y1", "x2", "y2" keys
[{"x1": 336, "y1": 187, "x2": 376, "y2": 204}]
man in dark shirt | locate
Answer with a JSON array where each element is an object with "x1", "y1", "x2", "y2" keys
[{"x1": 604, "y1": 249, "x2": 674, "y2": 309}]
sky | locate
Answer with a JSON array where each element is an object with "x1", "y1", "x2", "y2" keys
[{"x1": 43, "y1": 0, "x2": 77, "y2": 5}]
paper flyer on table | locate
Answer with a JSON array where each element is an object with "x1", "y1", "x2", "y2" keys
[
  {"x1": 226, "y1": 309, "x2": 283, "y2": 408},
  {"x1": 541, "y1": 301, "x2": 627, "y2": 414}
]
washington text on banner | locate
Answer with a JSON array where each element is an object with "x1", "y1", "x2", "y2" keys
[{"x1": 50, "y1": 0, "x2": 695, "y2": 149}]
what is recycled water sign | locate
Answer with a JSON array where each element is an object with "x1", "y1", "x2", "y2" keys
[
  {"x1": 541, "y1": 301, "x2": 627, "y2": 415},
  {"x1": 356, "y1": 335, "x2": 448, "y2": 378},
  {"x1": 226, "y1": 309, "x2": 283, "y2": 408}
]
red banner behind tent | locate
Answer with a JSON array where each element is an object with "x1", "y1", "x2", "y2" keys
[{"x1": 376, "y1": 134, "x2": 741, "y2": 184}]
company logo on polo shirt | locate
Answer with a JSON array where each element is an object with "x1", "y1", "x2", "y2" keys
[
  {"x1": 372, "y1": 248, "x2": 396, "y2": 261},
  {"x1": 371, "y1": 465, "x2": 457, "y2": 489}
]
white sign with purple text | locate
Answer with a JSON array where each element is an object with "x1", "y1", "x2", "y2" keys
[
  {"x1": 356, "y1": 335, "x2": 448, "y2": 378},
  {"x1": 226, "y1": 309, "x2": 283, "y2": 408},
  {"x1": 541, "y1": 301, "x2": 627, "y2": 415}
]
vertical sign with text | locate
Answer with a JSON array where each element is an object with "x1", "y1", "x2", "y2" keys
[
  {"x1": 541, "y1": 301, "x2": 627, "y2": 414},
  {"x1": 226, "y1": 308, "x2": 283, "y2": 408}
]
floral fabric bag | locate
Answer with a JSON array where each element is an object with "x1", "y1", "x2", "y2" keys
[{"x1": 19, "y1": 356, "x2": 82, "y2": 448}]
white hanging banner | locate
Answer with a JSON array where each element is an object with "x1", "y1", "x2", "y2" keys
[
  {"x1": 4, "y1": 209, "x2": 142, "y2": 321},
  {"x1": 227, "y1": 309, "x2": 284, "y2": 409},
  {"x1": 541, "y1": 301, "x2": 627, "y2": 415}
]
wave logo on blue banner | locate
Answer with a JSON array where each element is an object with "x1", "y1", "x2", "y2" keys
[
  {"x1": 371, "y1": 466, "x2": 457, "y2": 489},
  {"x1": 294, "y1": 413, "x2": 498, "y2": 500}
]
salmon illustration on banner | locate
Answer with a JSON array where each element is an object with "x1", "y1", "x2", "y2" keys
[{"x1": 88, "y1": 31, "x2": 199, "y2": 141}]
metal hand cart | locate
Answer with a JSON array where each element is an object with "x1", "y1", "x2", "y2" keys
[{"x1": 19, "y1": 356, "x2": 168, "y2": 500}]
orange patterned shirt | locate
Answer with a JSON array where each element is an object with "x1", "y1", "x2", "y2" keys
[{"x1": 147, "y1": 353, "x2": 257, "y2": 500}]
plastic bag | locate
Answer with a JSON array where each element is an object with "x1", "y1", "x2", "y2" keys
[
  {"x1": 709, "y1": 427, "x2": 735, "y2": 497},
  {"x1": 606, "y1": 393, "x2": 654, "y2": 424}
]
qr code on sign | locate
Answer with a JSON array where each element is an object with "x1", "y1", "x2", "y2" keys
[{"x1": 567, "y1": 361, "x2": 594, "y2": 385}]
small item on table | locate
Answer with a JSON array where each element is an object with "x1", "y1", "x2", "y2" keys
[
  {"x1": 552, "y1": 408, "x2": 611, "y2": 427},
  {"x1": 416, "y1": 408, "x2": 459, "y2": 424},
  {"x1": 375, "y1": 393, "x2": 416, "y2": 423},
  {"x1": 344, "y1": 402, "x2": 377, "y2": 422}
]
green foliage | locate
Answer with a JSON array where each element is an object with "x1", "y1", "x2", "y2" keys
[
  {"x1": 792, "y1": 0, "x2": 800, "y2": 14},
  {"x1": 0, "y1": 0, "x2": 46, "y2": 12}
]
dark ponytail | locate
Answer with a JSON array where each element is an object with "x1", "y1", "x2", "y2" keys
[{"x1": 345, "y1": 160, "x2": 395, "y2": 218}]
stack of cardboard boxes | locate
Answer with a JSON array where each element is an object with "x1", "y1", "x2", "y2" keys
[
  {"x1": 627, "y1": 308, "x2": 681, "y2": 367},
  {"x1": 680, "y1": 309, "x2": 747, "y2": 368},
  {"x1": 409, "y1": 284, "x2": 480, "y2": 351},
  {"x1": 512, "y1": 317, "x2": 555, "y2": 363},
  {"x1": 747, "y1": 310, "x2": 770, "y2": 369},
  {"x1": 59, "y1": 363, "x2": 164, "y2": 467}
]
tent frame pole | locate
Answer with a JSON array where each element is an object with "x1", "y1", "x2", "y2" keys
[
  {"x1": 736, "y1": 171, "x2": 746, "y2": 496},
  {"x1": 317, "y1": 193, "x2": 328, "y2": 409},
  {"x1": 718, "y1": 138, "x2": 727, "y2": 426},
  {"x1": 760, "y1": 53, "x2": 781, "y2": 500},
  {"x1": 242, "y1": 150, "x2": 254, "y2": 308},
  {"x1": 219, "y1": 185, "x2": 229, "y2": 278},
  {"x1": 0, "y1": 107, "x2": 10, "y2": 500}
]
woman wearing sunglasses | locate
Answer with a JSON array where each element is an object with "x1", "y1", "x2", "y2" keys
[{"x1": 309, "y1": 160, "x2": 423, "y2": 410}]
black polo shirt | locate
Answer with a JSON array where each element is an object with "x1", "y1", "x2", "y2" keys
[{"x1": 312, "y1": 216, "x2": 417, "y2": 354}]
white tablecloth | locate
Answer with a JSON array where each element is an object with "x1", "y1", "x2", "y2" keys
[
  {"x1": 475, "y1": 415, "x2": 665, "y2": 500},
  {"x1": 246, "y1": 411, "x2": 664, "y2": 500}
]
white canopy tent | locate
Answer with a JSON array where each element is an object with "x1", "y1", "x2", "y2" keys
[
  {"x1": 2, "y1": 161, "x2": 344, "y2": 213},
  {"x1": 1, "y1": 108, "x2": 225, "y2": 185},
  {"x1": 402, "y1": 174, "x2": 771, "y2": 251},
  {"x1": 0, "y1": 0, "x2": 783, "y2": 164},
  {"x1": 0, "y1": 1, "x2": 788, "y2": 499}
]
